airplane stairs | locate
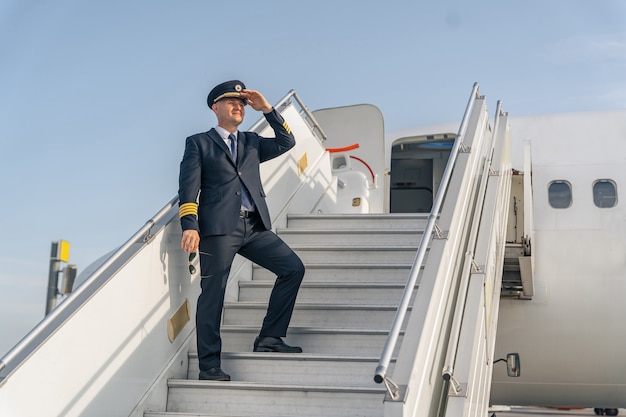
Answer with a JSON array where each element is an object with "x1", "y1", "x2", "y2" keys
[
  {"x1": 145, "y1": 213, "x2": 426, "y2": 417},
  {"x1": 146, "y1": 87, "x2": 513, "y2": 417},
  {"x1": 0, "y1": 84, "x2": 512, "y2": 417}
]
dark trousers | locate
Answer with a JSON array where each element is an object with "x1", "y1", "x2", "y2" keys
[{"x1": 196, "y1": 212, "x2": 305, "y2": 370}]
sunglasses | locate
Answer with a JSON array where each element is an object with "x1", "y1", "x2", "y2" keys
[{"x1": 188, "y1": 251, "x2": 211, "y2": 275}]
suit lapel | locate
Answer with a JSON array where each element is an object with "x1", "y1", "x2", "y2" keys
[{"x1": 207, "y1": 128, "x2": 236, "y2": 166}]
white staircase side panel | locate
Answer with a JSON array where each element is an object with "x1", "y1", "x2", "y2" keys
[
  {"x1": 258, "y1": 102, "x2": 334, "y2": 227},
  {"x1": 443, "y1": 107, "x2": 512, "y2": 416},
  {"x1": 0, "y1": 216, "x2": 199, "y2": 417},
  {"x1": 385, "y1": 97, "x2": 493, "y2": 417}
]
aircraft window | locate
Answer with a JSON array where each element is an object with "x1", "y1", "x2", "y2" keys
[
  {"x1": 548, "y1": 181, "x2": 572, "y2": 209},
  {"x1": 593, "y1": 180, "x2": 617, "y2": 208}
]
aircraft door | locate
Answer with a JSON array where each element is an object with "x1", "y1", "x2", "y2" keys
[
  {"x1": 389, "y1": 135, "x2": 454, "y2": 213},
  {"x1": 390, "y1": 158, "x2": 434, "y2": 213}
]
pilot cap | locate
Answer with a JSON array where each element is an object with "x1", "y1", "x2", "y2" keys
[{"x1": 207, "y1": 80, "x2": 247, "y2": 107}]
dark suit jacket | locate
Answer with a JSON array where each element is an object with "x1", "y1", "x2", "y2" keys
[{"x1": 178, "y1": 108, "x2": 295, "y2": 237}]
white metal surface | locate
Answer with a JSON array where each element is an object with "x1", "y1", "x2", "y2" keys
[
  {"x1": 491, "y1": 109, "x2": 626, "y2": 408},
  {"x1": 375, "y1": 84, "x2": 481, "y2": 392},
  {"x1": 383, "y1": 93, "x2": 497, "y2": 417},
  {"x1": 313, "y1": 104, "x2": 387, "y2": 213},
  {"x1": 0, "y1": 213, "x2": 198, "y2": 417},
  {"x1": 444, "y1": 106, "x2": 512, "y2": 416},
  {"x1": 383, "y1": 107, "x2": 626, "y2": 411}
]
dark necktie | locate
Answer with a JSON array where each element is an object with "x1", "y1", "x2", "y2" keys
[
  {"x1": 229, "y1": 133, "x2": 254, "y2": 211},
  {"x1": 228, "y1": 133, "x2": 237, "y2": 160}
]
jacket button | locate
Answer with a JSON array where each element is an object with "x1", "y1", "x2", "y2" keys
[
  {"x1": 238, "y1": 171, "x2": 242, "y2": 175},
  {"x1": 236, "y1": 191, "x2": 241, "y2": 196}
]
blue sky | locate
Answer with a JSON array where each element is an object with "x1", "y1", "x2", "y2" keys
[{"x1": 0, "y1": 0, "x2": 624, "y2": 355}]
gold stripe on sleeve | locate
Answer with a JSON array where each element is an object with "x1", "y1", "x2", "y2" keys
[
  {"x1": 282, "y1": 121, "x2": 291, "y2": 135},
  {"x1": 179, "y1": 202, "x2": 198, "y2": 218}
]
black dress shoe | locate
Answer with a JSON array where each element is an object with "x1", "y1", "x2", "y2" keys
[
  {"x1": 199, "y1": 367, "x2": 231, "y2": 381},
  {"x1": 253, "y1": 336, "x2": 303, "y2": 353}
]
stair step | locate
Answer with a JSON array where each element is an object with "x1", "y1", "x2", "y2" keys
[
  {"x1": 187, "y1": 352, "x2": 395, "y2": 386},
  {"x1": 276, "y1": 228, "x2": 424, "y2": 245},
  {"x1": 290, "y1": 245, "x2": 420, "y2": 264},
  {"x1": 164, "y1": 380, "x2": 385, "y2": 417},
  {"x1": 286, "y1": 213, "x2": 429, "y2": 230},
  {"x1": 221, "y1": 326, "x2": 404, "y2": 356},
  {"x1": 238, "y1": 282, "x2": 416, "y2": 305},
  {"x1": 147, "y1": 413, "x2": 308, "y2": 417},
  {"x1": 223, "y1": 302, "x2": 411, "y2": 329},
  {"x1": 252, "y1": 263, "x2": 414, "y2": 283}
]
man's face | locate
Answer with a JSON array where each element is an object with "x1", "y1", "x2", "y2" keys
[{"x1": 212, "y1": 97, "x2": 246, "y2": 127}]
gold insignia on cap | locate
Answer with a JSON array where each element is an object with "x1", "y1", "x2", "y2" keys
[
  {"x1": 214, "y1": 92, "x2": 245, "y2": 102},
  {"x1": 235, "y1": 84, "x2": 242, "y2": 92}
]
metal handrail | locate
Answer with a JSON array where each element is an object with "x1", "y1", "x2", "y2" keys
[
  {"x1": 441, "y1": 100, "x2": 501, "y2": 382},
  {"x1": 374, "y1": 83, "x2": 481, "y2": 390},
  {"x1": 249, "y1": 89, "x2": 328, "y2": 142},
  {"x1": 0, "y1": 197, "x2": 179, "y2": 382}
]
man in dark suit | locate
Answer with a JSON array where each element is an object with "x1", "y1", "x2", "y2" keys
[{"x1": 178, "y1": 80, "x2": 305, "y2": 381}]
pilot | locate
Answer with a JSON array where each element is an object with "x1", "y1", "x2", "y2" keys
[{"x1": 178, "y1": 80, "x2": 305, "y2": 381}]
